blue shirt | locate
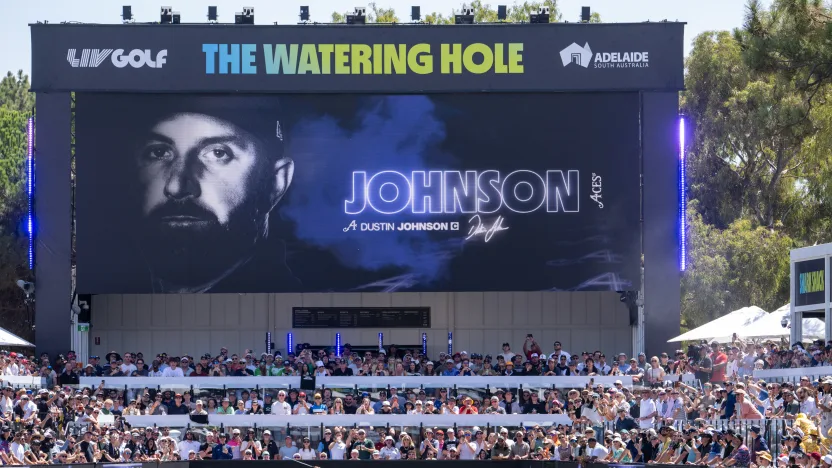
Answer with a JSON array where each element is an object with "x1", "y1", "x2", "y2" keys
[{"x1": 311, "y1": 404, "x2": 327, "y2": 415}]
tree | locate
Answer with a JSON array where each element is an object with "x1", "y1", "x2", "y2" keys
[
  {"x1": 332, "y1": 3, "x2": 400, "y2": 23},
  {"x1": 741, "y1": 0, "x2": 832, "y2": 103},
  {"x1": 683, "y1": 30, "x2": 815, "y2": 230},
  {"x1": 682, "y1": 205, "x2": 792, "y2": 328},
  {"x1": 0, "y1": 70, "x2": 34, "y2": 113},
  {"x1": 336, "y1": 1, "x2": 568, "y2": 24},
  {"x1": 0, "y1": 72, "x2": 32, "y2": 340}
]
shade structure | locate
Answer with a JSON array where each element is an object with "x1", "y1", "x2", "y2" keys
[
  {"x1": 0, "y1": 326, "x2": 35, "y2": 347},
  {"x1": 737, "y1": 304, "x2": 826, "y2": 340},
  {"x1": 668, "y1": 306, "x2": 768, "y2": 343}
]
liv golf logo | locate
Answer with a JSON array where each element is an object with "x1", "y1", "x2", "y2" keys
[
  {"x1": 560, "y1": 42, "x2": 649, "y2": 69},
  {"x1": 67, "y1": 48, "x2": 168, "y2": 68}
]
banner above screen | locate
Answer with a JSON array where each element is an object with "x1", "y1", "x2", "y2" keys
[{"x1": 30, "y1": 22, "x2": 684, "y2": 93}]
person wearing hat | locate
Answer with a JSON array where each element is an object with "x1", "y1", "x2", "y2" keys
[
  {"x1": 820, "y1": 378, "x2": 832, "y2": 435},
  {"x1": 748, "y1": 425, "x2": 768, "y2": 464},
  {"x1": 756, "y1": 451, "x2": 773, "y2": 467},
  {"x1": 293, "y1": 391, "x2": 310, "y2": 415},
  {"x1": 212, "y1": 433, "x2": 234, "y2": 460},
  {"x1": 371, "y1": 435, "x2": 395, "y2": 460},
  {"x1": 93, "y1": 93, "x2": 299, "y2": 294}
]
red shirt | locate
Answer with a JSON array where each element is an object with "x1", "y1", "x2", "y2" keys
[{"x1": 711, "y1": 352, "x2": 728, "y2": 382}]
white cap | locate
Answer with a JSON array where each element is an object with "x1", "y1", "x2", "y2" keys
[
  {"x1": 316, "y1": 360, "x2": 324, "y2": 367},
  {"x1": 822, "y1": 455, "x2": 832, "y2": 465}
]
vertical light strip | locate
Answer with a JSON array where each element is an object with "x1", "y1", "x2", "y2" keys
[
  {"x1": 422, "y1": 333, "x2": 427, "y2": 356},
  {"x1": 335, "y1": 332, "x2": 342, "y2": 357},
  {"x1": 377, "y1": 332, "x2": 383, "y2": 352},
  {"x1": 447, "y1": 332, "x2": 453, "y2": 355},
  {"x1": 266, "y1": 332, "x2": 272, "y2": 355},
  {"x1": 679, "y1": 117, "x2": 687, "y2": 271},
  {"x1": 27, "y1": 116, "x2": 34, "y2": 270},
  {"x1": 287, "y1": 333, "x2": 293, "y2": 355}
]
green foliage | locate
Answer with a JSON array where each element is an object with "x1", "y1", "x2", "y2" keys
[
  {"x1": 682, "y1": 205, "x2": 792, "y2": 327},
  {"x1": 0, "y1": 71, "x2": 34, "y2": 114},
  {"x1": 680, "y1": 2, "x2": 832, "y2": 330},
  {"x1": 335, "y1": 1, "x2": 566, "y2": 24},
  {"x1": 0, "y1": 72, "x2": 31, "y2": 340}
]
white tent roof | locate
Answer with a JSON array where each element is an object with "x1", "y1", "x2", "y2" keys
[
  {"x1": 668, "y1": 306, "x2": 769, "y2": 343},
  {"x1": 0, "y1": 326, "x2": 34, "y2": 347},
  {"x1": 738, "y1": 304, "x2": 826, "y2": 340}
]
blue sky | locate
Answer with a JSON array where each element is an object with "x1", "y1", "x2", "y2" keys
[{"x1": 3, "y1": 0, "x2": 761, "y2": 76}]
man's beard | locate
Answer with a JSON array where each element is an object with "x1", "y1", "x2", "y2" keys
[{"x1": 136, "y1": 199, "x2": 265, "y2": 290}]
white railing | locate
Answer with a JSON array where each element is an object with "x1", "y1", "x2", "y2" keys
[
  {"x1": 1, "y1": 375, "x2": 46, "y2": 388},
  {"x1": 124, "y1": 413, "x2": 573, "y2": 428},
  {"x1": 753, "y1": 366, "x2": 832, "y2": 382},
  {"x1": 81, "y1": 375, "x2": 633, "y2": 390},
  {"x1": 79, "y1": 376, "x2": 297, "y2": 389}
]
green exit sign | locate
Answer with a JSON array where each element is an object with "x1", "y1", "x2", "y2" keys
[{"x1": 77, "y1": 324, "x2": 90, "y2": 332}]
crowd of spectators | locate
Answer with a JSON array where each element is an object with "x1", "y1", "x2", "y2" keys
[
  {"x1": 1, "y1": 336, "x2": 832, "y2": 465},
  {"x1": 4, "y1": 336, "x2": 828, "y2": 386}
]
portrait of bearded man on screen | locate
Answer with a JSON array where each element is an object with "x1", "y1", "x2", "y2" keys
[{"x1": 125, "y1": 96, "x2": 297, "y2": 293}]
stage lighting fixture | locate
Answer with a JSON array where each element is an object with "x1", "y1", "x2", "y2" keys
[
  {"x1": 455, "y1": 3, "x2": 474, "y2": 24},
  {"x1": 160, "y1": 6, "x2": 173, "y2": 24},
  {"x1": 299, "y1": 6, "x2": 310, "y2": 21},
  {"x1": 497, "y1": 5, "x2": 507, "y2": 20},
  {"x1": 581, "y1": 6, "x2": 591, "y2": 23},
  {"x1": 208, "y1": 6, "x2": 218, "y2": 21},
  {"x1": 346, "y1": 6, "x2": 366, "y2": 24},
  {"x1": 122, "y1": 5, "x2": 133, "y2": 22},
  {"x1": 235, "y1": 7, "x2": 254, "y2": 24},
  {"x1": 411, "y1": 6, "x2": 421, "y2": 21},
  {"x1": 530, "y1": 5, "x2": 550, "y2": 23}
]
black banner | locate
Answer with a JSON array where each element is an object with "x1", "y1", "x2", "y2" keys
[
  {"x1": 293, "y1": 307, "x2": 431, "y2": 328},
  {"x1": 795, "y1": 258, "x2": 826, "y2": 307},
  {"x1": 31, "y1": 23, "x2": 683, "y2": 93},
  {"x1": 75, "y1": 92, "x2": 641, "y2": 294}
]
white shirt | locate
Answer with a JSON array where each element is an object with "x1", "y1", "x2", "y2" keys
[
  {"x1": 298, "y1": 448, "x2": 316, "y2": 460},
  {"x1": 10, "y1": 441, "x2": 25, "y2": 461},
  {"x1": 271, "y1": 400, "x2": 292, "y2": 415},
  {"x1": 161, "y1": 367, "x2": 184, "y2": 377},
  {"x1": 329, "y1": 441, "x2": 347, "y2": 460},
  {"x1": 590, "y1": 444, "x2": 609, "y2": 459},
  {"x1": 4, "y1": 364, "x2": 19, "y2": 376},
  {"x1": 801, "y1": 397, "x2": 820, "y2": 418},
  {"x1": 639, "y1": 398, "x2": 657, "y2": 429},
  {"x1": 120, "y1": 363, "x2": 137, "y2": 375},
  {"x1": 380, "y1": 446, "x2": 400, "y2": 460},
  {"x1": 458, "y1": 440, "x2": 478, "y2": 460},
  {"x1": 179, "y1": 440, "x2": 201, "y2": 459},
  {"x1": 441, "y1": 405, "x2": 459, "y2": 414},
  {"x1": 500, "y1": 352, "x2": 516, "y2": 362},
  {"x1": 21, "y1": 401, "x2": 38, "y2": 419}
]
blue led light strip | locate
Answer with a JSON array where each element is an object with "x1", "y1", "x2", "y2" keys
[
  {"x1": 679, "y1": 117, "x2": 687, "y2": 271},
  {"x1": 335, "y1": 333, "x2": 342, "y2": 357},
  {"x1": 287, "y1": 333, "x2": 293, "y2": 355},
  {"x1": 27, "y1": 117, "x2": 34, "y2": 270}
]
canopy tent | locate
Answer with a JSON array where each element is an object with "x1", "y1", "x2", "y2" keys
[
  {"x1": 737, "y1": 304, "x2": 826, "y2": 340},
  {"x1": 0, "y1": 326, "x2": 34, "y2": 347},
  {"x1": 668, "y1": 306, "x2": 768, "y2": 343}
]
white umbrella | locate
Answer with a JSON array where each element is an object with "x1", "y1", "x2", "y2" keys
[
  {"x1": 738, "y1": 304, "x2": 826, "y2": 340},
  {"x1": 0, "y1": 326, "x2": 34, "y2": 347},
  {"x1": 668, "y1": 306, "x2": 769, "y2": 343}
]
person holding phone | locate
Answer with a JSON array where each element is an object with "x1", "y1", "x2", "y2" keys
[{"x1": 523, "y1": 335, "x2": 543, "y2": 360}]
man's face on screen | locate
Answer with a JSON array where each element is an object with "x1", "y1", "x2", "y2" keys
[
  {"x1": 138, "y1": 113, "x2": 260, "y2": 225},
  {"x1": 132, "y1": 112, "x2": 292, "y2": 289}
]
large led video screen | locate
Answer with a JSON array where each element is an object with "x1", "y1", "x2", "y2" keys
[{"x1": 76, "y1": 93, "x2": 641, "y2": 294}]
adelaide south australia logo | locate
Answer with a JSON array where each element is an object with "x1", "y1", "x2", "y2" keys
[{"x1": 559, "y1": 43, "x2": 649, "y2": 69}]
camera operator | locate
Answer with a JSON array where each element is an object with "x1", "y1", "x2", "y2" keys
[{"x1": 688, "y1": 344, "x2": 714, "y2": 383}]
